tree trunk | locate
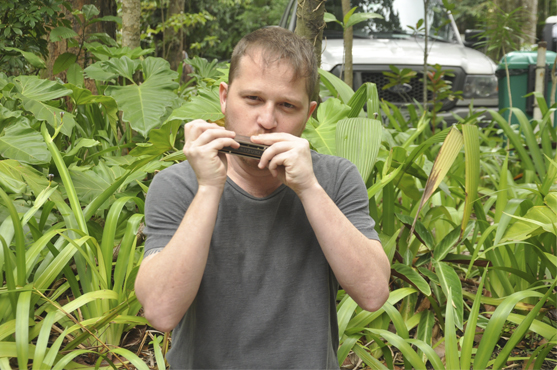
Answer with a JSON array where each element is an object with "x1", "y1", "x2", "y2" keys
[
  {"x1": 423, "y1": 0, "x2": 429, "y2": 109},
  {"x1": 44, "y1": 0, "x2": 116, "y2": 84},
  {"x1": 294, "y1": 0, "x2": 326, "y2": 103},
  {"x1": 166, "y1": 0, "x2": 186, "y2": 72},
  {"x1": 122, "y1": 0, "x2": 141, "y2": 50},
  {"x1": 341, "y1": 0, "x2": 353, "y2": 90},
  {"x1": 523, "y1": 0, "x2": 538, "y2": 45}
]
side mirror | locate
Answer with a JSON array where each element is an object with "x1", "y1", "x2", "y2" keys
[{"x1": 464, "y1": 29, "x2": 485, "y2": 50}]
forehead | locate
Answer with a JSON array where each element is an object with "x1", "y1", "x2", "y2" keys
[
  {"x1": 236, "y1": 49, "x2": 295, "y2": 79},
  {"x1": 233, "y1": 50, "x2": 309, "y2": 99}
]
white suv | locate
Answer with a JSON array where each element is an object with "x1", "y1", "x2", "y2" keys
[{"x1": 279, "y1": 0, "x2": 498, "y2": 123}]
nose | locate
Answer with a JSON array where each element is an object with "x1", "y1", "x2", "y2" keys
[{"x1": 257, "y1": 102, "x2": 277, "y2": 131}]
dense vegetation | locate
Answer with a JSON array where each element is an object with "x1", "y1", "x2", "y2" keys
[{"x1": 0, "y1": 1, "x2": 556, "y2": 369}]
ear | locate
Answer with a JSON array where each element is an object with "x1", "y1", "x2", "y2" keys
[
  {"x1": 219, "y1": 82, "x2": 229, "y2": 115},
  {"x1": 307, "y1": 101, "x2": 318, "y2": 121}
]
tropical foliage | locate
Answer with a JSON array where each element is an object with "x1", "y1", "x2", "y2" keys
[{"x1": 0, "y1": 2, "x2": 556, "y2": 369}]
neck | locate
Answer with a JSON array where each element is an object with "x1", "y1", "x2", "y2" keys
[{"x1": 226, "y1": 154, "x2": 282, "y2": 198}]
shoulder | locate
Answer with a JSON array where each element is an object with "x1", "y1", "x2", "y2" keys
[
  {"x1": 147, "y1": 161, "x2": 198, "y2": 198},
  {"x1": 311, "y1": 151, "x2": 365, "y2": 198},
  {"x1": 311, "y1": 151, "x2": 360, "y2": 182}
]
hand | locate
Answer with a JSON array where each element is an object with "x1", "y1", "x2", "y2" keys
[
  {"x1": 183, "y1": 120, "x2": 239, "y2": 188},
  {"x1": 251, "y1": 133, "x2": 318, "y2": 195}
]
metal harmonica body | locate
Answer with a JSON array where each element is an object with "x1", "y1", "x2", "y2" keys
[{"x1": 218, "y1": 135, "x2": 269, "y2": 160}]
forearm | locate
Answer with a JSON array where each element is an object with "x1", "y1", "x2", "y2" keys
[
  {"x1": 298, "y1": 183, "x2": 390, "y2": 312},
  {"x1": 135, "y1": 185, "x2": 222, "y2": 332}
]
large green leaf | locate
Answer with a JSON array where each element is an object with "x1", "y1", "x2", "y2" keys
[
  {"x1": 105, "y1": 57, "x2": 179, "y2": 137},
  {"x1": 14, "y1": 76, "x2": 76, "y2": 136},
  {"x1": 68, "y1": 166, "x2": 113, "y2": 204},
  {"x1": 49, "y1": 26, "x2": 78, "y2": 42},
  {"x1": 21, "y1": 99, "x2": 76, "y2": 137},
  {"x1": 336, "y1": 118, "x2": 382, "y2": 182},
  {"x1": 345, "y1": 12, "x2": 382, "y2": 29},
  {"x1": 3, "y1": 47, "x2": 46, "y2": 69},
  {"x1": 501, "y1": 205, "x2": 557, "y2": 241},
  {"x1": 318, "y1": 69, "x2": 354, "y2": 103},
  {"x1": 0, "y1": 160, "x2": 54, "y2": 198},
  {"x1": 164, "y1": 87, "x2": 223, "y2": 124},
  {"x1": 0, "y1": 122, "x2": 51, "y2": 165},
  {"x1": 14, "y1": 76, "x2": 72, "y2": 101},
  {"x1": 53, "y1": 53, "x2": 77, "y2": 75},
  {"x1": 66, "y1": 63, "x2": 84, "y2": 87},
  {"x1": 391, "y1": 264, "x2": 431, "y2": 296},
  {"x1": 303, "y1": 98, "x2": 350, "y2": 156}
]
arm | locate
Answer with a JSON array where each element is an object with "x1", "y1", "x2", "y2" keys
[
  {"x1": 297, "y1": 182, "x2": 390, "y2": 311},
  {"x1": 134, "y1": 121, "x2": 239, "y2": 332},
  {"x1": 253, "y1": 133, "x2": 390, "y2": 311}
]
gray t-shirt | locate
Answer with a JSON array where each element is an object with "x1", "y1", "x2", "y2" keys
[{"x1": 143, "y1": 151, "x2": 379, "y2": 369}]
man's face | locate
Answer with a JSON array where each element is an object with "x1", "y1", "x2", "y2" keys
[{"x1": 219, "y1": 49, "x2": 317, "y2": 138}]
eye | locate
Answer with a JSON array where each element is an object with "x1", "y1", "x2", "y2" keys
[
  {"x1": 282, "y1": 102, "x2": 296, "y2": 109},
  {"x1": 245, "y1": 95, "x2": 260, "y2": 102}
]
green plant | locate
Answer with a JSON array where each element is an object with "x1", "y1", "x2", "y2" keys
[
  {"x1": 0, "y1": 0, "x2": 67, "y2": 75},
  {"x1": 308, "y1": 70, "x2": 557, "y2": 369},
  {"x1": 49, "y1": 4, "x2": 122, "y2": 78}
]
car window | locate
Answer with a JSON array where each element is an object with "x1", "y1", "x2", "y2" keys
[{"x1": 324, "y1": 0, "x2": 457, "y2": 43}]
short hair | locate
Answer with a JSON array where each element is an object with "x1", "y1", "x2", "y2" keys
[{"x1": 228, "y1": 27, "x2": 318, "y2": 101}]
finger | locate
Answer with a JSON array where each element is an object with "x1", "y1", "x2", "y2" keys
[
  {"x1": 267, "y1": 151, "x2": 289, "y2": 172},
  {"x1": 185, "y1": 120, "x2": 227, "y2": 141},
  {"x1": 250, "y1": 132, "x2": 297, "y2": 145},
  {"x1": 258, "y1": 141, "x2": 295, "y2": 169},
  {"x1": 194, "y1": 127, "x2": 236, "y2": 147}
]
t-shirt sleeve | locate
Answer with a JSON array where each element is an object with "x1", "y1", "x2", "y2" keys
[
  {"x1": 331, "y1": 158, "x2": 380, "y2": 242},
  {"x1": 143, "y1": 163, "x2": 196, "y2": 255}
]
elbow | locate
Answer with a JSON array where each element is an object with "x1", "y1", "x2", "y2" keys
[
  {"x1": 143, "y1": 307, "x2": 179, "y2": 333},
  {"x1": 359, "y1": 282, "x2": 390, "y2": 312}
]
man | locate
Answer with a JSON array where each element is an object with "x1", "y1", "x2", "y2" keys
[{"x1": 135, "y1": 27, "x2": 390, "y2": 369}]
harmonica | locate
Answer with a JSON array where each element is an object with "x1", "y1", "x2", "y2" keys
[{"x1": 218, "y1": 135, "x2": 269, "y2": 160}]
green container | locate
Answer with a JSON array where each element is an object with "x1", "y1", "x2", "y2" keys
[{"x1": 496, "y1": 50, "x2": 557, "y2": 125}]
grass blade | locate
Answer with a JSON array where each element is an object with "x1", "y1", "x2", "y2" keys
[
  {"x1": 493, "y1": 277, "x2": 557, "y2": 369},
  {"x1": 15, "y1": 289, "x2": 32, "y2": 370},
  {"x1": 473, "y1": 290, "x2": 545, "y2": 369},
  {"x1": 460, "y1": 267, "x2": 488, "y2": 370},
  {"x1": 489, "y1": 110, "x2": 538, "y2": 180},
  {"x1": 434, "y1": 261, "x2": 464, "y2": 330},
  {"x1": 100, "y1": 197, "x2": 144, "y2": 289},
  {"x1": 461, "y1": 124, "x2": 480, "y2": 234},
  {"x1": 338, "y1": 296, "x2": 359, "y2": 341},
  {"x1": 0, "y1": 236, "x2": 16, "y2": 320},
  {"x1": 416, "y1": 310, "x2": 435, "y2": 364},
  {"x1": 494, "y1": 152, "x2": 509, "y2": 223},
  {"x1": 352, "y1": 343, "x2": 389, "y2": 370},
  {"x1": 444, "y1": 288, "x2": 459, "y2": 370},
  {"x1": 0, "y1": 187, "x2": 26, "y2": 286},
  {"x1": 362, "y1": 329, "x2": 427, "y2": 370},
  {"x1": 511, "y1": 108, "x2": 546, "y2": 178},
  {"x1": 406, "y1": 338, "x2": 444, "y2": 370},
  {"x1": 410, "y1": 126, "x2": 463, "y2": 235},
  {"x1": 150, "y1": 335, "x2": 167, "y2": 370},
  {"x1": 338, "y1": 334, "x2": 360, "y2": 367},
  {"x1": 113, "y1": 213, "x2": 144, "y2": 296}
]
